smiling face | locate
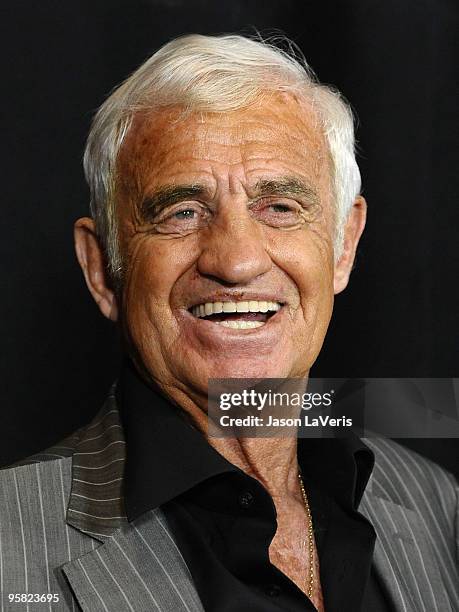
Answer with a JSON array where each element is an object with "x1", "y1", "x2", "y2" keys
[
  {"x1": 115, "y1": 96, "x2": 335, "y2": 394},
  {"x1": 75, "y1": 94, "x2": 366, "y2": 406}
]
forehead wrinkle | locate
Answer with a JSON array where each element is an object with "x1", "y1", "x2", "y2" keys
[
  {"x1": 116, "y1": 100, "x2": 331, "y2": 220},
  {"x1": 116, "y1": 122, "x2": 158, "y2": 208}
]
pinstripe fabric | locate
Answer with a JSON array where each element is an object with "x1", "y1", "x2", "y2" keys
[
  {"x1": 0, "y1": 457, "x2": 97, "y2": 611},
  {"x1": 0, "y1": 390, "x2": 203, "y2": 611},
  {"x1": 62, "y1": 510, "x2": 203, "y2": 612},
  {"x1": 11, "y1": 387, "x2": 127, "y2": 541},
  {"x1": 1, "y1": 388, "x2": 458, "y2": 611},
  {"x1": 66, "y1": 396, "x2": 127, "y2": 540},
  {"x1": 360, "y1": 437, "x2": 459, "y2": 612}
]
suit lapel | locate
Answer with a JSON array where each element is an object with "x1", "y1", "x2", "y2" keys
[
  {"x1": 62, "y1": 508, "x2": 204, "y2": 611},
  {"x1": 61, "y1": 388, "x2": 203, "y2": 611},
  {"x1": 65, "y1": 388, "x2": 127, "y2": 540},
  {"x1": 360, "y1": 480, "x2": 453, "y2": 612}
]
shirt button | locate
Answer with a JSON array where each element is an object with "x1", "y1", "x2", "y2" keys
[
  {"x1": 238, "y1": 491, "x2": 254, "y2": 508},
  {"x1": 266, "y1": 583, "x2": 282, "y2": 597}
]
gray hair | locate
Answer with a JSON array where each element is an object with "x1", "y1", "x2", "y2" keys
[{"x1": 83, "y1": 33, "x2": 361, "y2": 281}]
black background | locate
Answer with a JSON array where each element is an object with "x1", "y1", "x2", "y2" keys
[{"x1": 1, "y1": 0, "x2": 458, "y2": 474}]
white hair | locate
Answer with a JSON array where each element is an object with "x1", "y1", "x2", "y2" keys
[{"x1": 83, "y1": 33, "x2": 361, "y2": 281}]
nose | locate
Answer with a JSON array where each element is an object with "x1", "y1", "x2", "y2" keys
[{"x1": 196, "y1": 207, "x2": 272, "y2": 284}]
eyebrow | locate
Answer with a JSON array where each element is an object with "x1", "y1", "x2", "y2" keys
[
  {"x1": 139, "y1": 176, "x2": 320, "y2": 219},
  {"x1": 251, "y1": 178, "x2": 320, "y2": 206},
  {"x1": 140, "y1": 184, "x2": 208, "y2": 219}
]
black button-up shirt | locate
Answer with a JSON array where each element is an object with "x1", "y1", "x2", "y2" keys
[{"x1": 117, "y1": 361, "x2": 391, "y2": 611}]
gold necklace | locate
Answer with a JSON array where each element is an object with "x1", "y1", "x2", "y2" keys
[{"x1": 298, "y1": 472, "x2": 314, "y2": 600}]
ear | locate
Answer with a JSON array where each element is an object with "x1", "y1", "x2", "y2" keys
[
  {"x1": 74, "y1": 217, "x2": 119, "y2": 321},
  {"x1": 333, "y1": 196, "x2": 367, "y2": 294}
]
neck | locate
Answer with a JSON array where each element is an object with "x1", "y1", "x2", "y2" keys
[
  {"x1": 208, "y1": 435, "x2": 300, "y2": 500},
  {"x1": 158, "y1": 377, "x2": 305, "y2": 501}
]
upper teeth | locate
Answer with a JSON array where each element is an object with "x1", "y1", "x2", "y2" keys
[{"x1": 191, "y1": 300, "x2": 282, "y2": 318}]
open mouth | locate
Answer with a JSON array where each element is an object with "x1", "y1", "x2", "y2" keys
[{"x1": 188, "y1": 300, "x2": 283, "y2": 329}]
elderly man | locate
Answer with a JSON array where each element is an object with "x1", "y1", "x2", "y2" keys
[{"x1": 1, "y1": 34, "x2": 457, "y2": 612}]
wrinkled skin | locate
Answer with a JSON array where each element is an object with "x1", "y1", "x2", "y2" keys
[{"x1": 75, "y1": 94, "x2": 366, "y2": 609}]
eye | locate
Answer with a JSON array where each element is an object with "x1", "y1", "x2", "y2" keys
[
  {"x1": 152, "y1": 202, "x2": 211, "y2": 234},
  {"x1": 250, "y1": 198, "x2": 305, "y2": 228},
  {"x1": 174, "y1": 209, "x2": 196, "y2": 219},
  {"x1": 269, "y1": 203, "x2": 296, "y2": 213}
]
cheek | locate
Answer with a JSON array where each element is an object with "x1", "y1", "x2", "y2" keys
[
  {"x1": 268, "y1": 225, "x2": 334, "y2": 297},
  {"x1": 119, "y1": 239, "x2": 188, "y2": 381},
  {"x1": 120, "y1": 233, "x2": 207, "y2": 381},
  {"x1": 299, "y1": 237, "x2": 335, "y2": 326},
  {"x1": 268, "y1": 228, "x2": 334, "y2": 346},
  {"x1": 121, "y1": 236, "x2": 190, "y2": 335}
]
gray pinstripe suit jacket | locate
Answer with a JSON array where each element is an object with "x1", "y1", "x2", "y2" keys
[{"x1": 1, "y1": 386, "x2": 458, "y2": 612}]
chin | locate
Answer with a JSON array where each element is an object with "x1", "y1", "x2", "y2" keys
[{"x1": 203, "y1": 360, "x2": 293, "y2": 382}]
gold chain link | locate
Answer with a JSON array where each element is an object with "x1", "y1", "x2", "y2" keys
[{"x1": 298, "y1": 472, "x2": 314, "y2": 600}]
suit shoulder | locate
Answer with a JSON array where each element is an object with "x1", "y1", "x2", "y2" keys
[
  {"x1": 0, "y1": 454, "x2": 73, "y2": 540},
  {"x1": 364, "y1": 437, "x2": 457, "y2": 515},
  {"x1": 1, "y1": 425, "x2": 85, "y2": 471},
  {"x1": 0, "y1": 453, "x2": 73, "y2": 487},
  {"x1": 1, "y1": 384, "x2": 118, "y2": 471}
]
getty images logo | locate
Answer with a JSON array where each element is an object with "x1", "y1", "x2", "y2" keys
[{"x1": 219, "y1": 388, "x2": 334, "y2": 411}]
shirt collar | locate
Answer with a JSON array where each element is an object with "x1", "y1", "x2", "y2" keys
[
  {"x1": 117, "y1": 359, "x2": 237, "y2": 521},
  {"x1": 297, "y1": 435, "x2": 374, "y2": 510},
  {"x1": 118, "y1": 360, "x2": 374, "y2": 521}
]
